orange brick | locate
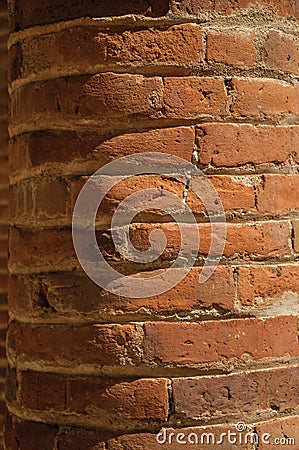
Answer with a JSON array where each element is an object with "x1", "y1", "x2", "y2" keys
[{"x1": 207, "y1": 30, "x2": 256, "y2": 67}]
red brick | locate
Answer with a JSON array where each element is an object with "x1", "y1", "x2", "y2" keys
[
  {"x1": 0, "y1": 273, "x2": 8, "y2": 292},
  {"x1": 196, "y1": 123, "x2": 299, "y2": 167},
  {"x1": 143, "y1": 316, "x2": 298, "y2": 365},
  {"x1": 292, "y1": 219, "x2": 299, "y2": 252},
  {"x1": 10, "y1": 25, "x2": 203, "y2": 81},
  {"x1": 76, "y1": 221, "x2": 289, "y2": 268},
  {"x1": 70, "y1": 174, "x2": 255, "y2": 228},
  {"x1": 0, "y1": 292, "x2": 7, "y2": 306},
  {"x1": 21, "y1": 371, "x2": 67, "y2": 411},
  {"x1": 57, "y1": 428, "x2": 110, "y2": 450},
  {"x1": 261, "y1": 30, "x2": 299, "y2": 73},
  {"x1": 231, "y1": 78, "x2": 299, "y2": 119},
  {"x1": 9, "y1": 127, "x2": 195, "y2": 177},
  {"x1": 0, "y1": 187, "x2": 9, "y2": 203},
  {"x1": 0, "y1": 204, "x2": 8, "y2": 223},
  {"x1": 0, "y1": 1, "x2": 8, "y2": 13},
  {"x1": 68, "y1": 377, "x2": 168, "y2": 422},
  {"x1": 10, "y1": 73, "x2": 163, "y2": 127},
  {"x1": 95, "y1": 24, "x2": 202, "y2": 64},
  {"x1": 5, "y1": 414, "x2": 58, "y2": 450},
  {"x1": 0, "y1": 155, "x2": 8, "y2": 174},
  {"x1": 0, "y1": 225, "x2": 8, "y2": 239},
  {"x1": 171, "y1": 0, "x2": 298, "y2": 18},
  {"x1": 0, "y1": 238, "x2": 8, "y2": 256},
  {"x1": 8, "y1": 322, "x2": 142, "y2": 367},
  {"x1": 8, "y1": 266, "x2": 235, "y2": 320},
  {"x1": 173, "y1": 366, "x2": 299, "y2": 420},
  {"x1": 10, "y1": 221, "x2": 290, "y2": 274},
  {"x1": 237, "y1": 265, "x2": 299, "y2": 305},
  {"x1": 163, "y1": 77, "x2": 227, "y2": 119},
  {"x1": 19, "y1": 372, "x2": 169, "y2": 424},
  {"x1": 0, "y1": 48, "x2": 7, "y2": 70},
  {"x1": 9, "y1": 227, "x2": 76, "y2": 273},
  {"x1": 0, "y1": 255, "x2": 8, "y2": 271},
  {"x1": 117, "y1": 221, "x2": 290, "y2": 263},
  {"x1": 255, "y1": 416, "x2": 299, "y2": 449},
  {"x1": 257, "y1": 174, "x2": 299, "y2": 214},
  {"x1": 207, "y1": 30, "x2": 256, "y2": 67},
  {"x1": 10, "y1": 179, "x2": 69, "y2": 224},
  {"x1": 11, "y1": 0, "x2": 170, "y2": 30}
]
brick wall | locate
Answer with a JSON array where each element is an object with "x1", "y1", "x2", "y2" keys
[
  {"x1": 0, "y1": 0, "x2": 8, "y2": 446},
  {"x1": 5, "y1": 0, "x2": 299, "y2": 448}
]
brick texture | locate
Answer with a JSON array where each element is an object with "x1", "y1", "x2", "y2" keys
[
  {"x1": 5, "y1": 0, "x2": 299, "y2": 447},
  {"x1": 0, "y1": 4, "x2": 8, "y2": 446}
]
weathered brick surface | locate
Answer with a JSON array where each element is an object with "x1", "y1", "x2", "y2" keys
[
  {"x1": 5, "y1": 414, "x2": 58, "y2": 450},
  {"x1": 8, "y1": 221, "x2": 292, "y2": 273},
  {"x1": 162, "y1": 76, "x2": 228, "y2": 119},
  {"x1": 10, "y1": 73, "x2": 164, "y2": 127},
  {"x1": 10, "y1": 0, "x2": 170, "y2": 30},
  {"x1": 230, "y1": 78, "x2": 299, "y2": 119},
  {"x1": 237, "y1": 265, "x2": 299, "y2": 305},
  {"x1": 6, "y1": 0, "x2": 299, "y2": 446},
  {"x1": 171, "y1": 0, "x2": 298, "y2": 18},
  {"x1": 8, "y1": 266, "x2": 236, "y2": 320},
  {"x1": 8, "y1": 322, "x2": 143, "y2": 368},
  {"x1": 257, "y1": 174, "x2": 299, "y2": 214},
  {"x1": 143, "y1": 316, "x2": 299, "y2": 365},
  {"x1": 196, "y1": 124, "x2": 299, "y2": 168},
  {"x1": 18, "y1": 372, "x2": 169, "y2": 425},
  {"x1": 9, "y1": 127, "x2": 195, "y2": 178},
  {"x1": 206, "y1": 30, "x2": 256, "y2": 67},
  {"x1": 0, "y1": 7, "x2": 8, "y2": 445},
  {"x1": 11, "y1": 174, "x2": 257, "y2": 226},
  {"x1": 255, "y1": 416, "x2": 299, "y2": 450},
  {"x1": 261, "y1": 30, "x2": 299, "y2": 73},
  {"x1": 10, "y1": 24, "x2": 203, "y2": 82},
  {"x1": 173, "y1": 366, "x2": 299, "y2": 420}
]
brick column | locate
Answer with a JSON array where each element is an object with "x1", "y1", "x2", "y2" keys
[
  {"x1": 5, "y1": 1, "x2": 299, "y2": 448},
  {"x1": 0, "y1": 0, "x2": 8, "y2": 446}
]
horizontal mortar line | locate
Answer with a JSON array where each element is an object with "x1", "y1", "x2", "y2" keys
[
  {"x1": 7, "y1": 358, "x2": 299, "y2": 380},
  {"x1": 12, "y1": 361, "x2": 299, "y2": 378},
  {"x1": 8, "y1": 170, "x2": 299, "y2": 187},
  {"x1": 7, "y1": 13, "x2": 299, "y2": 46},
  {"x1": 10, "y1": 313, "x2": 297, "y2": 327},
  {"x1": 7, "y1": 118, "x2": 299, "y2": 142},
  {"x1": 8, "y1": 257, "x2": 299, "y2": 277},
  {"x1": 6, "y1": 403, "x2": 299, "y2": 437},
  {"x1": 9, "y1": 217, "x2": 299, "y2": 230},
  {"x1": 6, "y1": 403, "x2": 170, "y2": 433},
  {"x1": 8, "y1": 169, "x2": 299, "y2": 183},
  {"x1": 9, "y1": 218, "x2": 296, "y2": 227},
  {"x1": 7, "y1": 315, "x2": 298, "y2": 329},
  {"x1": 5, "y1": 313, "x2": 253, "y2": 327},
  {"x1": 9, "y1": 116, "x2": 299, "y2": 139},
  {"x1": 8, "y1": 65, "x2": 299, "y2": 94},
  {"x1": 6, "y1": 387, "x2": 299, "y2": 430}
]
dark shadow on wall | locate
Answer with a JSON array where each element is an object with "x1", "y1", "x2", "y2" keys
[{"x1": 10, "y1": 0, "x2": 170, "y2": 31}]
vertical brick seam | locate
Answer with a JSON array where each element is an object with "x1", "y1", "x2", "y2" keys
[{"x1": 5, "y1": 1, "x2": 299, "y2": 449}]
